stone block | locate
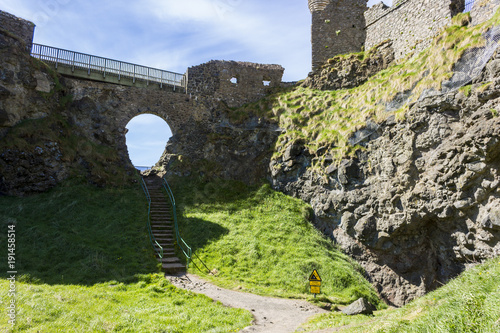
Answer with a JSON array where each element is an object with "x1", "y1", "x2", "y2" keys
[{"x1": 342, "y1": 298, "x2": 375, "y2": 316}]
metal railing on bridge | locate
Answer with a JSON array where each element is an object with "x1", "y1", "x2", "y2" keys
[{"x1": 31, "y1": 43, "x2": 187, "y2": 91}]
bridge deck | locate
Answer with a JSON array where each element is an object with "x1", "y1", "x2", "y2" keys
[{"x1": 31, "y1": 44, "x2": 187, "y2": 92}]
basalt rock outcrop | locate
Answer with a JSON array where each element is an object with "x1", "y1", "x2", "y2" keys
[
  {"x1": 302, "y1": 40, "x2": 395, "y2": 91},
  {"x1": 0, "y1": 24, "x2": 138, "y2": 195},
  {"x1": 271, "y1": 51, "x2": 500, "y2": 306}
]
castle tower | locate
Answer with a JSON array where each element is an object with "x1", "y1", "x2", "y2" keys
[{"x1": 309, "y1": 0, "x2": 367, "y2": 69}]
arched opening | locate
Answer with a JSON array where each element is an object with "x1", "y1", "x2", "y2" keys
[{"x1": 125, "y1": 114, "x2": 172, "y2": 171}]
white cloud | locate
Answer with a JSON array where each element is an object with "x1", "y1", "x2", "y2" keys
[
  {"x1": 135, "y1": 1, "x2": 311, "y2": 80},
  {"x1": 142, "y1": 0, "x2": 226, "y2": 23}
]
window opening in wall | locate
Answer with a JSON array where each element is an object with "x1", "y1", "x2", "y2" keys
[
  {"x1": 125, "y1": 114, "x2": 172, "y2": 172},
  {"x1": 230, "y1": 77, "x2": 238, "y2": 84},
  {"x1": 263, "y1": 80, "x2": 271, "y2": 86}
]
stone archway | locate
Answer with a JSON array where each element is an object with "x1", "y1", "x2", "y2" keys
[
  {"x1": 125, "y1": 114, "x2": 173, "y2": 170},
  {"x1": 65, "y1": 78, "x2": 213, "y2": 174}
]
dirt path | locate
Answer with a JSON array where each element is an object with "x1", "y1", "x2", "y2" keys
[{"x1": 167, "y1": 274, "x2": 328, "y2": 333}]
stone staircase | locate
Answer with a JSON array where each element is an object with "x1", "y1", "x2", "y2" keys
[{"x1": 143, "y1": 175, "x2": 185, "y2": 274}]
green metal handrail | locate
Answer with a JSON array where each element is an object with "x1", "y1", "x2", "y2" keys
[
  {"x1": 162, "y1": 177, "x2": 192, "y2": 268},
  {"x1": 140, "y1": 177, "x2": 164, "y2": 259}
]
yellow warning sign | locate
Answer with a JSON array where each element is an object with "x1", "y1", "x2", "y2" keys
[
  {"x1": 309, "y1": 269, "x2": 322, "y2": 282},
  {"x1": 309, "y1": 269, "x2": 321, "y2": 295},
  {"x1": 310, "y1": 285, "x2": 321, "y2": 294}
]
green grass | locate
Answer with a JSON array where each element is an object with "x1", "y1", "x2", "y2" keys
[
  {"x1": 170, "y1": 176, "x2": 382, "y2": 307},
  {"x1": 300, "y1": 257, "x2": 500, "y2": 332},
  {"x1": 0, "y1": 181, "x2": 252, "y2": 332},
  {"x1": 0, "y1": 180, "x2": 158, "y2": 284},
  {"x1": 0, "y1": 275, "x2": 252, "y2": 333}
]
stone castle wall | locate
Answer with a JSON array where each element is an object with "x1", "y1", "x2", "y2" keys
[
  {"x1": 187, "y1": 60, "x2": 284, "y2": 108},
  {"x1": 364, "y1": 0, "x2": 465, "y2": 60},
  {"x1": 0, "y1": 10, "x2": 35, "y2": 52},
  {"x1": 308, "y1": 0, "x2": 500, "y2": 67},
  {"x1": 309, "y1": 0, "x2": 367, "y2": 68}
]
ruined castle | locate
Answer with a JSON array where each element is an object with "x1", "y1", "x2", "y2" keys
[{"x1": 308, "y1": 0, "x2": 500, "y2": 68}]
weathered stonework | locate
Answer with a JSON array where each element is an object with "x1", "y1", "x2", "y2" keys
[
  {"x1": 309, "y1": 0, "x2": 500, "y2": 68},
  {"x1": 301, "y1": 40, "x2": 394, "y2": 90},
  {"x1": 364, "y1": 0, "x2": 465, "y2": 60},
  {"x1": 0, "y1": 12, "x2": 283, "y2": 195},
  {"x1": 0, "y1": 10, "x2": 35, "y2": 52},
  {"x1": 309, "y1": 0, "x2": 367, "y2": 69},
  {"x1": 471, "y1": 0, "x2": 500, "y2": 25},
  {"x1": 187, "y1": 60, "x2": 284, "y2": 108}
]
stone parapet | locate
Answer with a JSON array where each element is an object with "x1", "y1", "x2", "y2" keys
[{"x1": 187, "y1": 60, "x2": 284, "y2": 108}]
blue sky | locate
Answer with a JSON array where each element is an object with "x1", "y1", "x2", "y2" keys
[{"x1": 1, "y1": 0, "x2": 392, "y2": 166}]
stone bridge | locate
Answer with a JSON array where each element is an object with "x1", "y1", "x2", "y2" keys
[{"x1": 0, "y1": 10, "x2": 286, "y2": 194}]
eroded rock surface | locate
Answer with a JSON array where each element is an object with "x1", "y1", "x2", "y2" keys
[
  {"x1": 271, "y1": 51, "x2": 500, "y2": 306},
  {"x1": 302, "y1": 40, "x2": 394, "y2": 91}
]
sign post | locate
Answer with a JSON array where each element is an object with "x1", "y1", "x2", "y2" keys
[{"x1": 309, "y1": 269, "x2": 322, "y2": 298}]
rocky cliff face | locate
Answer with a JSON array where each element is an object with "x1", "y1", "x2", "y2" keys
[
  {"x1": 0, "y1": 27, "x2": 139, "y2": 195},
  {"x1": 270, "y1": 51, "x2": 500, "y2": 306}
]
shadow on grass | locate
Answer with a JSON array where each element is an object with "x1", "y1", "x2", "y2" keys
[
  {"x1": 1, "y1": 215, "x2": 231, "y2": 286},
  {"x1": 168, "y1": 175, "x2": 269, "y2": 210},
  {"x1": 178, "y1": 217, "x2": 229, "y2": 252},
  {"x1": 175, "y1": 217, "x2": 229, "y2": 274},
  {"x1": 0, "y1": 216, "x2": 160, "y2": 286},
  {"x1": 0, "y1": 181, "x2": 185, "y2": 285}
]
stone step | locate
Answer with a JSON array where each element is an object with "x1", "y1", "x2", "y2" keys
[
  {"x1": 158, "y1": 257, "x2": 182, "y2": 264},
  {"x1": 154, "y1": 232, "x2": 174, "y2": 238},
  {"x1": 151, "y1": 222, "x2": 173, "y2": 226},
  {"x1": 143, "y1": 176, "x2": 185, "y2": 274},
  {"x1": 161, "y1": 248, "x2": 176, "y2": 253},
  {"x1": 155, "y1": 237, "x2": 175, "y2": 243},
  {"x1": 152, "y1": 232, "x2": 174, "y2": 237},
  {"x1": 151, "y1": 220, "x2": 172, "y2": 223},
  {"x1": 162, "y1": 263, "x2": 186, "y2": 273},
  {"x1": 152, "y1": 227, "x2": 173, "y2": 232}
]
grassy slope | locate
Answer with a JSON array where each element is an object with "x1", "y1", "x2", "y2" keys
[
  {"x1": 0, "y1": 182, "x2": 252, "y2": 332},
  {"x1": 301, "y1": 257, "x2": 500, "y2": 332},
  {"x1": 171, "y1": 177, "x2": 382, "y2": 307},
  {"x1": 231, "y1": 10, "x2": 500, "y2": 170}
]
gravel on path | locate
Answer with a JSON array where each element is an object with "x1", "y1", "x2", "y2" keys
[{"x1": 167, "y1": 274, "x2": 328, "y2": 333}]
